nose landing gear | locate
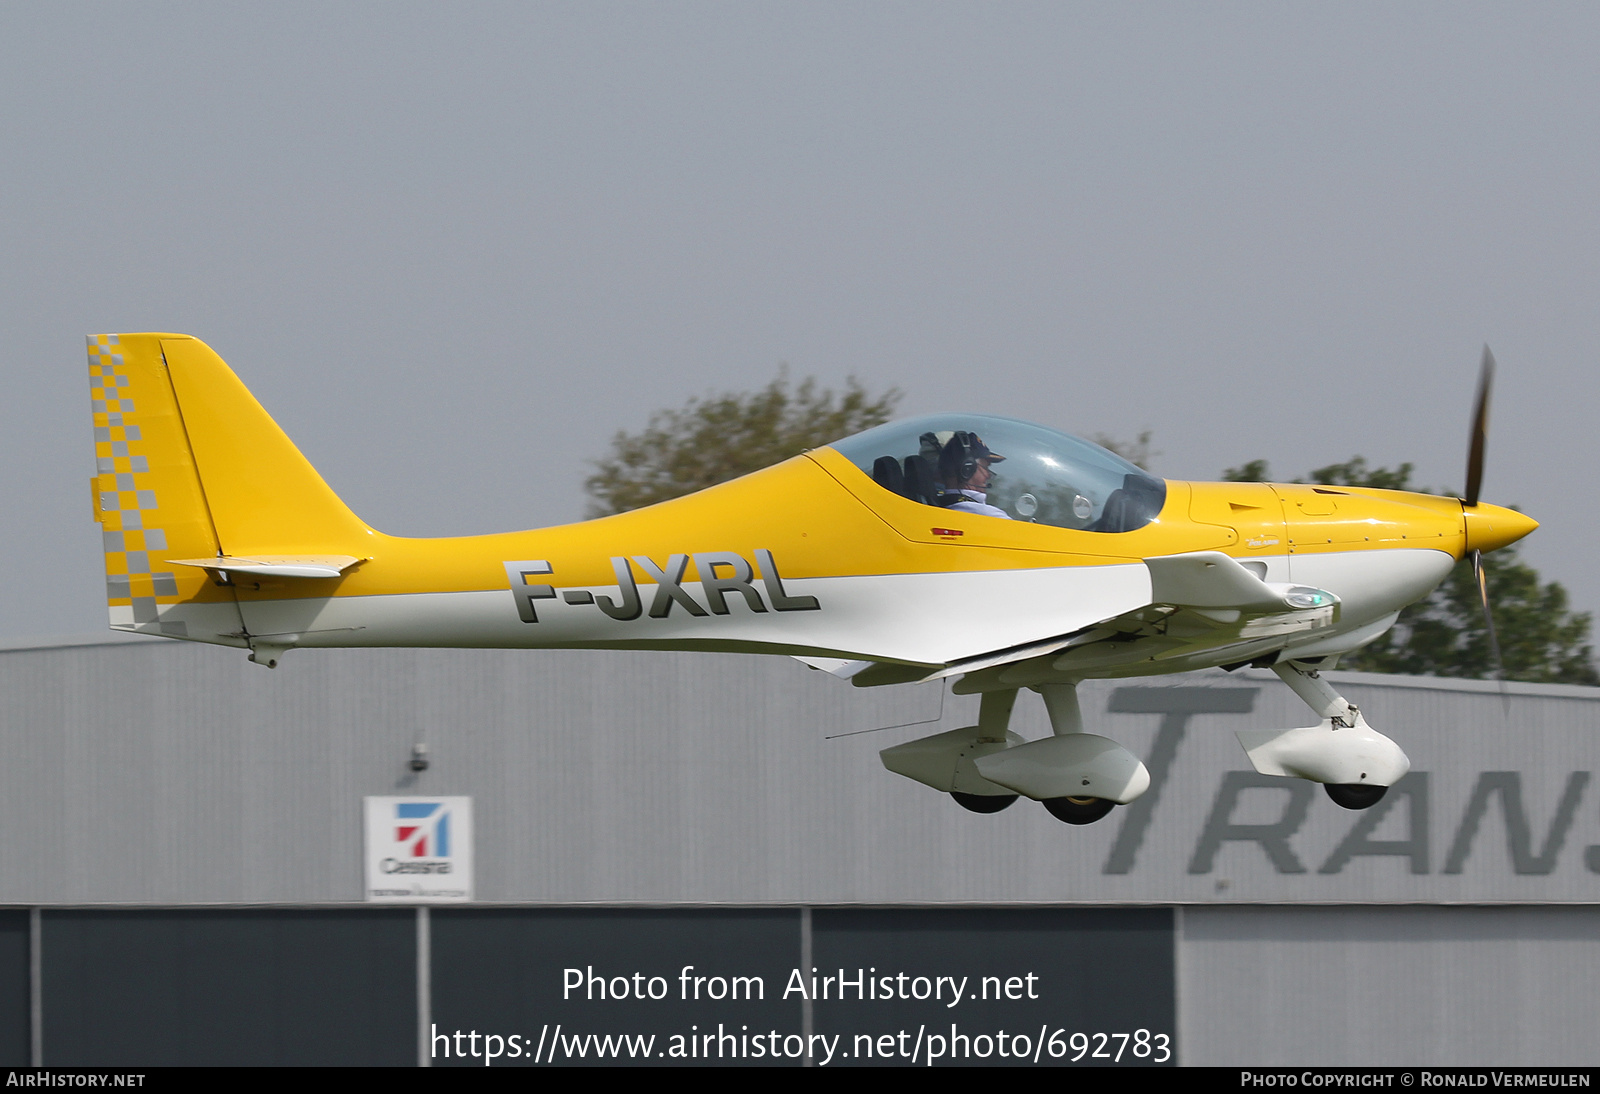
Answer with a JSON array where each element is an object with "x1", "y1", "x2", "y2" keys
[
  {"x1": 1234, "y1": 661, "x2": 1409, "y2": 810},
  {"x1": 1324, "y1": 783, "x2": 1389, "y2": 810}
]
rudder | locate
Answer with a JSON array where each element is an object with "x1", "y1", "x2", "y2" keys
[{"x1": 88, "y1": 334, "x2": 241, "y2": 640}]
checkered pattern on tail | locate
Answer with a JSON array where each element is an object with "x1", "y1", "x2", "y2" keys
[{"x1": 87, "y1": 334, "x2": 225, "y2": 635}]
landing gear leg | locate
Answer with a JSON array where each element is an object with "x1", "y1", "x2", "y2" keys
[
  {"x1": 1273, "y1": 660, "x2": 1360, "y2": 728},
  {"x1": 879, "y1": 688, "x2": 1024, "y2": 812},
  {"x1": 1033, "y1": 682, "x2": 1122, "y2": 825},
  {"x1": 951, "y1": 690, "x2": 1021, "y2": 812},
  {"x1": 1232, "y1": 661, "x2": 1409, "y2": 810},
  {"x1": 887, "y1": 682, "x2": 1150, "y2": 824}
]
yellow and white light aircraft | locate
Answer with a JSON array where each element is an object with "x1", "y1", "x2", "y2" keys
[{"x1": 85, "y1": 334, "x2": 1536, "y2": 824}]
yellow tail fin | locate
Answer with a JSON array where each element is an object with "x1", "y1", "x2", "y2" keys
[
  {"x1": 157, "y1": 336, "x2": 371, "y2": 550},
  {"x1": 87, "y1": 333, "x2": 372, "y2": 640}
]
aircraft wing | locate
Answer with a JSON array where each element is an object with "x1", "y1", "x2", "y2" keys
[
  {"x1": 908, "y1": 551, "x2": 1337, "y2": 684},
  {"x1": 792, "y1": 656, "x2": 874, "y2": 678},
  {"x1": 1145, "y1": 551, "x2": 1293, "y2": 611}
]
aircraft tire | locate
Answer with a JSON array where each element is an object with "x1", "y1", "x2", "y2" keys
[
  {"x1": 1042, "y1": 795, "x2": 1116, "y2": 825},
  {"x1": 951, "y1": 791, "x2": 1019, "y2": 814},
  {"x1": 1324, "y1": 783, "x2": 1388, "y2": 810}
]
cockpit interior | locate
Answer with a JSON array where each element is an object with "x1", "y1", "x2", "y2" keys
[{"x1": 831, "y1": 414, "x2": 1166, "y2": 533}]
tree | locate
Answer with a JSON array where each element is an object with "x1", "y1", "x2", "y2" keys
[
  {"x1": 584, "y1": 370, "x2": 901, "y2": 517},
  {"x1": 1220, "y1": 458, "x2": 1271, "y2": 483},
  {"x1": 1221, "y1": 455, "x2": 1413, "y2": 490},
  {"x1": 1093, "y1": 429, "x2": 1158, "y2": 471},
  {"x1": 1219, "y1": 456, "x2": 1598, "y2": 685}
]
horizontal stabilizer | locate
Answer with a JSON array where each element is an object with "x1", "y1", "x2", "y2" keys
[{"x1": 168, "y1": 555, "x2": 363, "y2": 579}]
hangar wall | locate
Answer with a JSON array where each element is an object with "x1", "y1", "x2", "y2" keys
[
  {"x1": 0, "y1": 636, "x2": 1596, "y2": 1065},
  {"x1": 1180, "y1": 906, "x2": 1600, "y2": 1067},
  {"x1": 5, "y1": 637, "x2": 1596, "y2": 904}
]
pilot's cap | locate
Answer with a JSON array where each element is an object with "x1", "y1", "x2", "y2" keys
[{"x1": 961, "y1": 433, "x2": 1004, "y2": 463}]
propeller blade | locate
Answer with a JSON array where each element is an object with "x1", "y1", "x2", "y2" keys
[
  {"x1": 1464, "y1": 345, "x2": 1495, "y2": 508},
  {"x1": 1472, "y1": 548, "x2": 1510, "y2": 711}
]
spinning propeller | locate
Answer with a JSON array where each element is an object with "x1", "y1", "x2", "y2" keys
[{"x1": 1462, "y1": 346, "x2": 1507, "y2": 691}]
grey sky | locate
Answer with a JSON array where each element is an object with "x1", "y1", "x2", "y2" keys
[{"x1": 4, "y1": 3, "x2": 1598, "y2": 641}]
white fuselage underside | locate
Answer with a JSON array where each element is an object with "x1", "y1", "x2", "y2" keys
[{"x1": 116, "y1": 548, "x2": 1453, "y2": 674}]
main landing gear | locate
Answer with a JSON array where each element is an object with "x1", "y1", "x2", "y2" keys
[
  {"x1": 879, "y1": 683, "x2": 1149, "y2": 825},
  {"x1": 881, "y1": 660, "x2": 1409, "y2": 823},
  {"x1": 951, "y1": 791, "x2": 1019, "y2": 814}
]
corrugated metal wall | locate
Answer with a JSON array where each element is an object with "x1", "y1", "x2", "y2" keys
[
  {"x1": 1180, "y1": 906, "x2": 1600, "y2": 1065},
  {"x1": 2, "y1": 638, "x2": 1595, "y2": 904}
]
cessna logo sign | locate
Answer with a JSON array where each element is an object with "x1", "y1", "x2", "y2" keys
[
  {"x1": 364, "y1": 796, "x2": 474, "y2": 902},
  {"x1": 504, "y1": 551, "x2": 819, "y2": 623}
]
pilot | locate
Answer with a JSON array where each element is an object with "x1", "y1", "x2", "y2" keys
[{"x1": 938, "y1": 431, "x2": 1010, "y2": 518}]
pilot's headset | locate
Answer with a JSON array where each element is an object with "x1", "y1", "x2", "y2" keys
[{"x1": 938, "y1": 431, "x2": 986, "y2": 485}]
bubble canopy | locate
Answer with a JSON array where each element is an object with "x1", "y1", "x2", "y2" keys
[{"x1": 829, "y1": 414, "x2": 1167, "y2": 533}]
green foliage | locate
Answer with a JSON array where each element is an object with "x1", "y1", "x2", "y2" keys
[
  {"x1": 1092, "y1": 430, "x2": 1158, "y2": 471},
  {"x1": 584, "y1": 371, "x2": 901, "y2": 517},
  {"x1": 1221, "y1": 456, "x2": 1416, "y2": 490},
  {"x1": 1302, "y1": 456, "x2": 1416, "y2": 491},
  {"x1": 1219, "y1": 454, "x2": 1597, "y2": 685},
  {"x1": 1221, "y1": 458, "x2": 1271, "y2": 483}
]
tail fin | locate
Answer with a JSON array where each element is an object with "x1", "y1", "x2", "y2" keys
[
  {"x1": 156, "y1": 336, "x2": 370, "y2": 550},
  {"x1": 87, "y1": 334, "x2": 371, "y2": 640}
]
